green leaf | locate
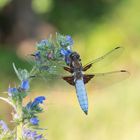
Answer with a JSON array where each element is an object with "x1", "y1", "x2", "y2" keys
[
  {"x1": 13, "y1": 63, "x2": 29, "y2": 81},
  {"x1": 13, "y1": 63, "x2": 22, "y2": 81}
]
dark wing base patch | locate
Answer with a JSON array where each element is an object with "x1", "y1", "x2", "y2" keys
[
  {"x1": 83, "y1": 74, "x2": 94, "y2": 84},
  {"x1": 63, "y1": 74, "x2": 94, "y2": 85},
  {"x1": 62, "y1": 76, "x2": 75, "y2": 86}
]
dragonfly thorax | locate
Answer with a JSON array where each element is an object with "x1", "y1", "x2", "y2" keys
[
  {"x1": 69, "y1": 52, "x2": 82, "y2": 68},
  {"x1": 69, "y1": 52, "x2": 83, "y2": 79}
]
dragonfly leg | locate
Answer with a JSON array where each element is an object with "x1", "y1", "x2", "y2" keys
[{"x1": 63, "y1": 67, "x2": 73, "y2": 73}]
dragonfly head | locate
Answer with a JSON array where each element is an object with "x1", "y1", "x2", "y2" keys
[{"x1": 70, "y1": 52, "x2": 81, "y2": 61}]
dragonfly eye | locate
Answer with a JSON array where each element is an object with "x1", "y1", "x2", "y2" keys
[
  {"x1": 70, "y1": 52, "x2": 81, "y2": 61},
  {"x1": 76, "y1": 54, "x2": 81, "y2": 60}
]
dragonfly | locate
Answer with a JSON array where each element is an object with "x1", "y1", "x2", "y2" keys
[{"x1": 61, "y1": 47, "x2": 129, "y2": 115}]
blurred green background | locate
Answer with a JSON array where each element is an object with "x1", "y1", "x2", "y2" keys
[{"x1": 0, "y1": 0, "x2": 139, "y2": 140}]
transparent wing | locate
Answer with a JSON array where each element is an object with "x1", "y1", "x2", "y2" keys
[
  {"x1": 88, "y1": 70, "x2": 130, "y2": 89},
  {"x1": 83, "y1": 47, "x2": 124, "y2": 72}
]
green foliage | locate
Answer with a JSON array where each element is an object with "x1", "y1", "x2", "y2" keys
[
  {"x1": 32, "y1": 0, "x2": 53, "y2": 13},
  {"x1": 32, "y1": 33, "x2": 73, "y2": 77},
  {"x1": 13, "y1": 63, "x2": 30, "y2": 82},
  {"x1": 0, "y1": 33, "x2": 73, "y2": 139},
  {"x1": 0, "y1": 0, "x2": 10, "y2": 9},
  {"x1": 47, "y1": 0, "x2": 122, "y2": 33}
]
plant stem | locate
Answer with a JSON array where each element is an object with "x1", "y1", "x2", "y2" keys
[
  {"x1": 17, "y1": 122, "x2": 22, "y2": 140},
  {"x1": 16, "y1": 101, "x2": 23, "y2": 140},
  {"x1": 16, "y1": 66, "x2": 38, "y2": 139}
]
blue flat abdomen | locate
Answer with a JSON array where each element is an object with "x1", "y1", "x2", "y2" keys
[{"x1": 75, "y1": 79, "x2": 88, "y2": 115}]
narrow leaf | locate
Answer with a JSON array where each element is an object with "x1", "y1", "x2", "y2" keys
[
  {"x1": 13, "y1": 63, "x2": 22, "y2": 81},
  {"x1": 0, "y1": 97, "x2": 16, "y2": 111}
]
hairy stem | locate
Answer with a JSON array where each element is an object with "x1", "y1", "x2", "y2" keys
[{"x1": 16, "y1": 101, "x2": 23, "y2": 140}]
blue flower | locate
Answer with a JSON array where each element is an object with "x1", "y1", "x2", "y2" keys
[
  {"x1": 59, "y1": 35, "x2": 74, "y2": 47},
  {"x1": 25, "y1": 96, "x2": 46, "y2": 111},
  {"x1": 65, "y1": 56, "x2": 71, "y2": 65},
  {"x1": 60, "y1": 48, "x2": 67, "y2": 56},
  {"x1": 8, "y1": 87, "x2": 18, "y2": 96},
  {"x1": 8, "y1": 87, "x2": 18, "y2": 93},
  {"x1": 60, "y1": 48, "x2": 72, "y2": 57},
  {"x1": 66, "y1": 35, "x2": 73, "y2": 46},
  {"x1": 23, "y1": 129, "x2": 43, "y2": 140},
  {"x1": 30, "y1": 96, "x2": 46, "y2": 107},
  {"x1": 33, "y1": 96, "x2": 46, "y2": 104},
  {"x1": 36, "y1": 134, "x2": 43, "y2": 140},
  {"x1": 0, "y1": 120, "x2": 9, "y2": 132},
  {"x1": 30, "y1": 117, "x2": 39, "y2": 125},
  {"x1": 60, "y1": 48, "x2": 72, "y2": 65},
  {"x1": 21, "y1": 80, "x2": 29, "y2": 91},
  {"x1": 34, "y1": 51, "x2": 41, "y2": 60}
]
